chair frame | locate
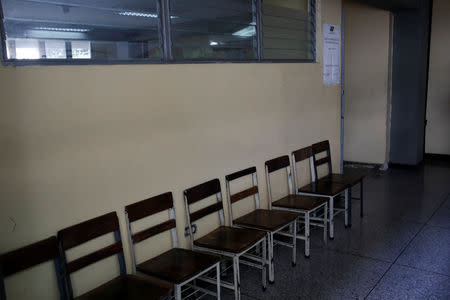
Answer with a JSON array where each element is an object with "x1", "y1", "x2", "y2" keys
[
  {"x1": 58, "y1": 212, "x2": 172, "y2": 300},
  {"x1": 265, "y1": 155, "x2": 328, "y2": 257},
  {"x1": 124, "y1": 192, "x2": 221, "y2": 300},
  {"x1": 293, "y1": 145, "x2": 349, "y2": 239},
  {"x1": 225, "y1": 167, "x2": 297, "y2": 283},
  {"x1": 0, "y1": 236, "x2": 67, "y2": 300},
  {"x1": 312, "y1": 140, "x2": 365, "y2": 219},
  {"x1": 58, "y1": 212, "x2": 126, "y2": 299},
  {"x1": 184, "y1": 179, "x2": 267, "y2": 300}
]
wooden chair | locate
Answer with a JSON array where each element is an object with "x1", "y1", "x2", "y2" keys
[
  {"x1": 265, "y1": 156, "x2": 328, "y2": 258},
  {"x1": 311, "y1": 140, "x2": 367, "y2": 219},
  {"x1": 0, "y1": 236, "x2": 66, "y2": 300},
  {"x1": 184, "y1": 179, "x2": 267, "y2": 300},
  {"x1": 124, "y1": 192, "x2": 221, "y2": 300},
  {"x1": 292, "y1": 145, "x2": 349, "y2": 239},
  {"x1": 225, "y1": 167, "x2": 299, "y2": 283},
  {"x1": 57, "y1": 212, "x2": 172, "y2": 300}
]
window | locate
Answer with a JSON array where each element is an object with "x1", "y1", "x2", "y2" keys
[
  {"x1": 169, "y1": 0, "x2": 258, "y2": 61},
  {"x1": 261, "y1": 0, "x2": 316, "y2": 60},
  {"x1": 1, "y1": 0, "x2": 163, "y2": 62},
  {"x1": 0, "y1": 0, "x2": 316, "y2": 65}
]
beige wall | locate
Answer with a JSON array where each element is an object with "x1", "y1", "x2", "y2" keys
[
  {"x1": 0, "y1": 0, "x2": 342, "y2": 298},
  {"x1": 343, "y1": 0, "x2": 391, "y2": 164},
  {"x1": 426, "y1": 0, "x2": 450, "y2": 155}
]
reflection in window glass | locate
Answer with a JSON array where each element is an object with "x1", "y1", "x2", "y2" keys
[
  {"x1": 262, "y1": 0, "x2": 315, "y2": 60},
  {"x1": 45, "y1": 40, "x2": 67, "y2": 59},
  {"x1": 169, "y1": 0, "x2": 258, "y2": 60},
  {"x1": 10, "y1": 39, "x2": 40, "y2": 59},
  {"x1": 71, "y1": 41, "x2": 91, "y2": 59},
  {"x1": 0, "y1": 0, "x2": 316, "y2": 64},
  {"x1": 1, "y1": 0, "x2": 162, "y2": 61}
]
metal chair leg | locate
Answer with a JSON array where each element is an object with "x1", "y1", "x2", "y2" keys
[
  {"x1": 305, "y1": 212, "x2": 310, "y2": 258},
  {"x1": 348, "y1": 187, "x2": 352, "y2": 227},
  {"x1": 344, "y1": 189, "x2": 349, "y2": 227},
  {"x1": 216, "y1": 263, "x2": 221, "y2": 300},
  {"x1": 268, "y1": 233, "x2": 274, "y2": 284},
  {"x1": 233, "y1": 256, "x2": 241, "y2": 300},
  {"x1": 292, "y1": 219, "x2": 297, "y2": 266},
  {"x1": 262, "y1": 237, "x2": 267, "y2": 290},
  {"x1": 360, "y1": 179, "x2": 364, "y2": 217},
  {"x1": 329, "y1": 197, "x2": 334, "y2": 239},
  {"x1": 174, "y1": 284, "x2": 182, "y2": 300},
  {"x1": 323, "y1": 203, "x2": 328, "y2": 244}
]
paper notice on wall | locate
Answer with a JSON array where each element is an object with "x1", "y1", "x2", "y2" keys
[{"x1": 323, "y1": 24, "x2": 341, "y2": 85}]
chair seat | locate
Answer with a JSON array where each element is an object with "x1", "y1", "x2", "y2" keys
[
  {"x1": 234, "y1": 209, "x2": 299, "y2": 231},
  {"x1": 272, "y1": 194, "x2": 328, "y2": 211},
  {"x1": 298, "y1": 181, "x2": 347, "y2": 196},
  {"x1": 137, "y1": 248, "x2": 220, "y2": 284},
  {"x1": 320, "y1": 173, "x2": 365, "y2": 186},
  {"x1": 194, "y1": 226, "x2": 266, "y2": 254},
  {"x1": 75, "y1": 275, "x2": 172, "y2": 300}
]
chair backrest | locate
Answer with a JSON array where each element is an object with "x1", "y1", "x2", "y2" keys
[
  {"x1": 183, "y1": 179, "x2": 225, "y2": 248},
  {"x1": 291, "y1": 145, "x2": 315, "y2": 192},
  {"x1": 124, "y1": 192, "x2": 178, "y2": 273},
  {"x1": 265, "y1": 155, "x2": 294, "y2": 209},
  {"x1": 225, "y1": 167, "x2": 260, "y2": 226},
  {"x1": 57, "y1": 212, "x2": 126, "y2": 299},
  {"x1": 0, "y1": 237, "x2": 66, "y2": 300},
  {"x1": 311, "y1": 140, "x2": 332, "y2": 180}
]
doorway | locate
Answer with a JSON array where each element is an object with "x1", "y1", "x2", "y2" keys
[{"x1": 341, "y1": 0, "x2": 393, "y2": 167}]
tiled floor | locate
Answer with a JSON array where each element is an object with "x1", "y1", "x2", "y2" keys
[{"x1": 218, "y1": 159, "x2": 450, "y2": 299}]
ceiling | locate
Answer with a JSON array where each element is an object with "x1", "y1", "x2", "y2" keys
[{"x1": 353, "y1": 0, "x2": 420, "y2": 11}]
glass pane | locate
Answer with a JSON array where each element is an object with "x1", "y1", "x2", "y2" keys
[
  {"x1": 262, "y1": 0, "x2": 315, "y2": 60},
  {"x1": 1, "y1": 0, "x2": 162, "y2": 61},
  {"x1": 170, "y1": 0, "x2": 258, "y2": 61}
]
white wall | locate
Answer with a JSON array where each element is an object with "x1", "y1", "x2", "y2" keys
[
  {"x1": 343, "y1": 0, "x2": 391, "y2": 164},
  {"x1": 426, "y1": 0, "x2": 450, "y2": 155}
]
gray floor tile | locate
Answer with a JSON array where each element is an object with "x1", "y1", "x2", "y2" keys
[
  {"x1": 238, "y1": 246, "x2": 390, "y2": 300},
  {"x1": 311, "y1": 212, "x2": 423, "y2": 262},
  {"x1": 204, "y1": 292, "x2": 257, "y2": 300},
  {"x1": 396, "y1": 225, "x2": 450, "y2": 276},
  {"x1": 366, "y1": 264, "x2": 450, "y2": 300},
  {"x1": 361, "y1": 178, "x2": 447, "y2": 224},
  {"x1": 203, "y1": 162, "x2": 450, "y2": 299},
  {"x1": 428, "y1": 195, "x2": 450, "y2": 229}
]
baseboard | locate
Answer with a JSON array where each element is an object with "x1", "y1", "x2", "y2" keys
[
  {"x1": 343, "y1": 160, "x2": 382, "y2": 169},
  {"x1": 388, "y1": 162, "x2": 423, "y2": 169},
  {"x1": 424, "y1": 153, "x2": 450, "y2": 161}
]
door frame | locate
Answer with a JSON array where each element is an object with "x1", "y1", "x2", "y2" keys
[{"x1": 340, "y1": 9, "x2": 345, "y2": 173}]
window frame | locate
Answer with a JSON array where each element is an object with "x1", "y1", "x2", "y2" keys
[{"x1": 0, "y1": 0, "x2": 316, "y2": 66}]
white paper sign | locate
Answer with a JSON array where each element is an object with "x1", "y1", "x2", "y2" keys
[{"x1": 323, "y1": 24, "x2": 341, "y2": 85}]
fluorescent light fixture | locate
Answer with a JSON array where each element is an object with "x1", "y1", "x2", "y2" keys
[
  {"x1": 27, "y1": 30, "x2": 86, "y2": 39},
  {"x1": 118, "y1": 11, "x2": 158, "y2": 18},
  {"x1": 232, "y1": 26, "x2": 256, "y2": 37},
  {"x1": 210, "y1": 41, "x2": 218, "y2": 46},
  {"x1": 118, "y1": 11, "x2": 178, "y2": 19},
  {"x1": 34, "y1": 27, "x2": 90, "y2": 32}
]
